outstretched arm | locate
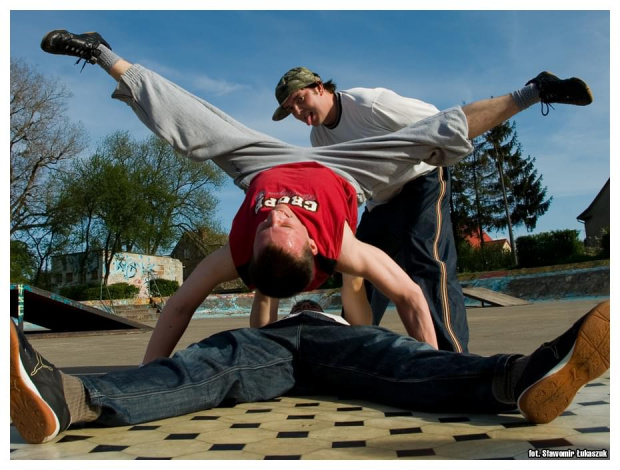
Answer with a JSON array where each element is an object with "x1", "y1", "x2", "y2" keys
[
  {"x1": 142, "y1": 243, "x2": 239, "y2": 364},
  {"x1": 336, "y1": 225, "x2": 438, "y2": 348}
]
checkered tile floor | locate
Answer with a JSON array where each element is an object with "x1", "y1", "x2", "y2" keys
[{"x1": 10, "y1": 372, "x2": 610, "y2": 460}]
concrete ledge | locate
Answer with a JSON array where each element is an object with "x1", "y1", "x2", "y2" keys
[
  {"x1": 191, "y1": 289, "x2": 343, "y2": 319},
  {"x1": 461, "y1": 266, "x2": 609, "y2": 302},
  {"x1": 79, "y1": 266, "x2": 610, "y2": 320}
]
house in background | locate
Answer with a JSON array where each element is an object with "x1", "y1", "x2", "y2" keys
[
  {"x1": 463, "y1": 230, "x2": 512, "y2": 252},
  {"x1": 171, "y1": 229, "x2": 244, "y2": 292},
  {"x1": 577, "y1": 178, "x2": 610, "y2": 248},
  {"x1": 51, "y1": 251, "x2": 183, "y2": 298},
  {"x1": 171, "y1": 229, "x2": 224, "y2": 282}
]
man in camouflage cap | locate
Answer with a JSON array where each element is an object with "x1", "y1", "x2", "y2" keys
[
  {"x1": 272, "y1": 67, "x2": 324, "y2": 121},
  {"x1": 270, "y1": 63, "x2": 592, "y2": 355}
]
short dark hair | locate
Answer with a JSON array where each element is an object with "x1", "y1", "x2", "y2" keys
[
  {"x1": 290, "y1": 299, "x2": 324, "y2": 314},
  {"x1": 249, "y1": 243, "x2": 314, "y2": 298},
  {"x1": 322, "y1": 79, "x2": 337, "y2": 93},
  {"x1": 307, "y1": 79, "x2": 337, "y2": 94}
]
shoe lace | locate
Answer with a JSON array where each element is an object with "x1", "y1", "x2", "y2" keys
[
  {"x1": 75, "y1": 58, "x2": 89, "y2": 72},
  {"x1": 68, "y1": 37, "x2": 100, "y2": 72},
  {"x1": 536, "y1": 81, "x2": 557, "y2": 116},
  {"x1": 539, "y1": 101, "x2": 555, "y2": 116}
]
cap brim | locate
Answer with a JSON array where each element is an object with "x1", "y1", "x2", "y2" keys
[{"x1": 272, "y1": 105, "x2": 291, "y2": 121}]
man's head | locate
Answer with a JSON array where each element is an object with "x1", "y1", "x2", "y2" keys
[
  {"x1": 289, "y1": 299, "x2": 324, "y2": 314},
  {"x1": 272, "y1": 67, "x2": 337, "y2": 126},
  {"x1": 249, "y1": 205, "x2": 318, "y2": 298}
]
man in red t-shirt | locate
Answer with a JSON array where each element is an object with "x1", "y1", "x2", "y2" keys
[
  {"x1": 139, "y1": 161, "x2": 438, "y2": 364},
  {"x1": 227, "y1": 162, "x2": 385, "y2": 331},
  {"x1": 229, "y1": 162, "x2": 358, "y2": 295}
]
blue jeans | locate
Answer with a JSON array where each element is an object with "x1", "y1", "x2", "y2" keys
[
  {"x1": 80, "y1": 312, "x2": 514, "y2": 427},
  {"x1": 356, "y1": 168, "x2": 470, "y2": 353}
]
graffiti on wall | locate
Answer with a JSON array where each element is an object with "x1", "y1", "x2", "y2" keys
[
  {"x1": 110, "y1": 253, "x2": 182, "y2": 297},
  {"x1": 113, "y1": 254, "x2": 140, "y2": 279},
  {"x1": 53, "y1": 251, "x2": 183, "y2": 298}
]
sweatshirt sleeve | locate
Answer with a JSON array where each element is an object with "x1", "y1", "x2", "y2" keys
[{"x1": 371, "y1": 88, "x2": 440, "y2": 131}]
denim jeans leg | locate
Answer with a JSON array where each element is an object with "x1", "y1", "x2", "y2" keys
[
  {"x1": 80, "y1": 326, "x2": 300, "y2": 426},
  {"x1": 298, "y1": 322, "x2": 513, "y2": 414}
]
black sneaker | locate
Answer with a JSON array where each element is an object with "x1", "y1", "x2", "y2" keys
[
  {"x1": 10, "y1": 320, "x2": 71, "y2": 444},
  {"x1": 40, "y1": 30, "x2": 111, "y2": 66},
  {"x1": 515, "y1": 300, "x2": 609, "y2": 424},
  {"x1": 526, "y1": 71, "x2": 593, "y2": 115}
]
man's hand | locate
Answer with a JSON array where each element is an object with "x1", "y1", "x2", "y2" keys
[
  {"x1": 336, "y1": 224, "x2": 438, "y2": 348},
  {"x1": 142, "y1": 244, "x2": 239, "y2": 364}
]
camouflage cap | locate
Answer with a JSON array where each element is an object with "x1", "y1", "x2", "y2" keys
[{"x1": 272, "y1": 67, "x2": 322, "y2": 121}]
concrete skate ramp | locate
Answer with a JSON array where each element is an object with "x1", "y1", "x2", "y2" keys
[{"x1": 10, "y1": 284, "x2": 152, "y2": 335}]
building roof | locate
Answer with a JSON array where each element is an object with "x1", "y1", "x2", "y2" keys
[
  {"x1": 577, "y1": 178, "x2": 610, "y2": 222},
  {"x1": 463, "y1": 229, "x2": 511, "y2": 252},
  {"x1": 463, "y1": 230, "x2": 493, "y2": 248}
]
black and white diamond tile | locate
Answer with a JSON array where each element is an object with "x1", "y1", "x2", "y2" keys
[{"x1": 10, "y1": 372, "x2": 610, "y2": 460}]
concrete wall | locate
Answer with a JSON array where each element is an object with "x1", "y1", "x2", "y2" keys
[
  {"x1": 108, "y1": 252, "x2": 183, "y2": 297},
  {"x1": 194, "y1": 266, "x2": 610, "y2": 318},
  {"x1": 91, "y1": 266, "x2": 609, "y2": 319},
  {"x1": 190, "y1": 289, "x2": 343, "y2": 319},
  {"x1": 461, "y1": 266, "x2": 609, "y2": 303},
  {"x1": 52, "y1": 251, "x2": 183, "y2": 298}
]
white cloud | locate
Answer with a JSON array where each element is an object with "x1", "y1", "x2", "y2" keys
[{"x1": 190, "y1": 74, "x2": 248, "y2": 96}]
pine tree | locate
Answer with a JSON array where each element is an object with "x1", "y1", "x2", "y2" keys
[
  {"x1": 483, "y1": 120, "x2": 552, "y2": 262},
  {"x1": 451, "y1": 119, "x2": 552, "y2": 267},
  {"x1": 451, "y1": 136, "x2": 497, "y2": 245}
]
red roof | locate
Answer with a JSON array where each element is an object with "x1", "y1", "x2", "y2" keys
[{"x1": 463, "y1": 230, "x2": 493, "y2": 248}]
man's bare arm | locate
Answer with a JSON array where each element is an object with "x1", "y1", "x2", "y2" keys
[
  {"x1": 250, "y1": 292, "x2": 280, "y2": 328},
  {"x1": 336, "y1": 225, "x2": 438, "y2": 348},
  {"x1": 142, "y1": 244, "x2": 239, "y2": 364},
  {"x1": 341, "y1": 274, "x2": 372, "y2": 325}
]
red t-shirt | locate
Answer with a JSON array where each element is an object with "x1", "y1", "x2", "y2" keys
[{"x1": 229, "y1": 162, "x2": 358, "y2": 291}]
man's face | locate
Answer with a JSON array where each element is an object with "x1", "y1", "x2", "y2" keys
[
  {"x1": 253, "y1": 204, "x2": 318, "y2": 258},
  {"x1": 281, "y1": 84, "x2": 336, "y2": 127}
]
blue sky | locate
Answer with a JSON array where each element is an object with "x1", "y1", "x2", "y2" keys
[{"x1": 7, "y1": 5, "x2": 612, "y2": 244}]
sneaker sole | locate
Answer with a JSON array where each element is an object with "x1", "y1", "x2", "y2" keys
[
  {"x1": 517, "y1": 300, "x2": 610, "y2": 424},
  {"x1": 529, "y1": 72, "x2": 594, "y2": 106},
  {"x1": 566, "y1": 77, "x2": 593, "y2": 106},
  {"x1": 10, "y1": 322, "x2": 61, "y2": 444}
]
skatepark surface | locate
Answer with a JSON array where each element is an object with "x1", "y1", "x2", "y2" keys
[{"x1": 9, "y1": 297, "x2": 610, "y2": 461}]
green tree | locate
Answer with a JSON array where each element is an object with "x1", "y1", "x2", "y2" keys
[
  {"x1": 53, "y1": 132, "x2": 225, "y2": 283},
  {"x1": 451, "y1": 136, "x2": 497, "y2": 242},
  {"x1": 127, "y1": 135, "x2": 226, "y2": 254},
  {"x1": 452, "y1": 119, "x2": 551, "y2": 269},
  {"x1": 499, "y1": 152, "x2": 552, "y2": 231},
  {"x1": 451, "y1": 137, "x2": 500, "y2": 270},
  {"x1": 484, "y1": 121, "x2": 552, "y2": 262},
  {"x1": 10, "y1": 240, "x2": 37, "y2": 284},
  {"x1": 14, "y1": 176, "x2": 77, "y2": 288}
]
